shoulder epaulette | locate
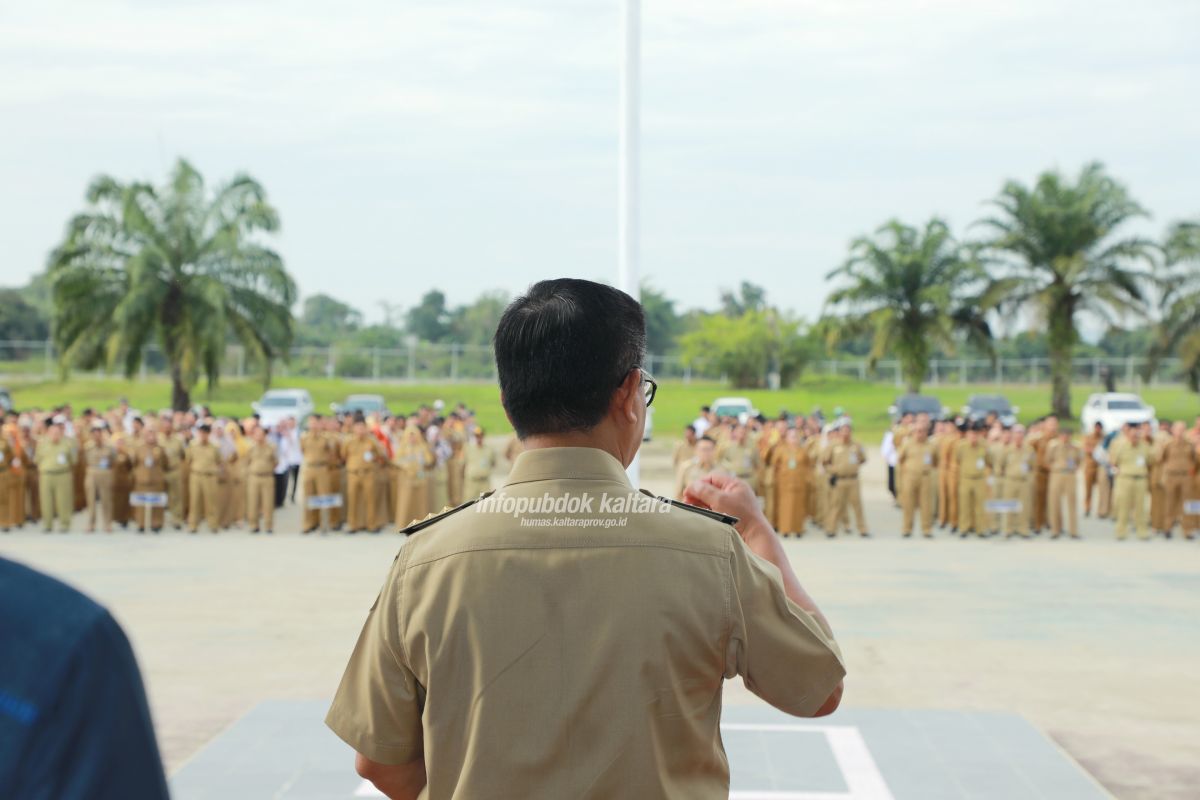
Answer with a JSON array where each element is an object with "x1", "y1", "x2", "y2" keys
[
  {"x1": 399, "y1": 490, "x2": 495, "y2": 535},
  {"x1": 638, "y1": 488, "x2": 738, "y2": 526}
]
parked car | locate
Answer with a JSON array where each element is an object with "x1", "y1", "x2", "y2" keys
[
  {"x1": 0, "y1": 387, "x2": 12, "y2": 414},
  {"x1": 711, "y1": 397, "x2": 758, "y2": 424},
  {"x1": 331, "y1": 394, "x2": 389, "y2": 418},
  {"x1": 251, "y1": 389, "x2": 314, "y2": 428},
  {"x1": 1080, "y1": 393, "x2": 1156, "y2": 434},
  {"x1": 962, "y1": 394, "x2": 1018, "y2": 427},
  {"x1": 888, "y1": 393, "x2": 947, "y2": 422}
]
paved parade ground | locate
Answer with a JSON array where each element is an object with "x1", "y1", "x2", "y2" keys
[{"x1": 3, "y1": 440, "x2": 1198, "y2": 799}]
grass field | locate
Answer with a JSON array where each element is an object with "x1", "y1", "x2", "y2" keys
[{"x1": 5, "y1": 374, "x2": 1197, "y2": 440}]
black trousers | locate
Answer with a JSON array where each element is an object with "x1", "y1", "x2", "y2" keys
[
  {"x1": 887, "y1": 466, "x2": 896, "y2": 499},
  {"x1": 288, "y1": 465, "x2": 300, "y2": 502},
  {"x1": 274, "y1": 473, "x2": 287, "y2": 508}
]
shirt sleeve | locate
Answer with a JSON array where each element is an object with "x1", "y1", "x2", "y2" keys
[
  {"x1": 724, "y1": 534, "x2": 845, "y2": 717},
  {"x1": 325, "y1": 553, "x2": 425, "y2": 765}
]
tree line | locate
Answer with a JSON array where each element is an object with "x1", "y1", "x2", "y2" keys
[{"x1": 3, "y1": 159, "x2": 1196, "y2": 415}]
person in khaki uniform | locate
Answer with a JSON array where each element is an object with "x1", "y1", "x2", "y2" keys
[
  {"x1": 35, "y1": 417, "x2": 76, "y2": 533},
  {"x1": 897, "y1": 420, "x2": 937, "y2": 537},
  {"x1": 1149, "y1": 423, "x2": 1172, "y2": 534},
  {"x1": 82, "y1": 422, "x2": 117, "y2": 533},
  {"x1": 757, "y1": 422, "x2": 784, "y2": 526},
  {"x1": 769, "y1": 427, "x2": 810, "y2": 536},
  {"x1": 1082, "y1": 422, "x2": 1104, "y2": 516},
  {"x1": 0, "y1": 423, "x2": 17, "y2": 531},
  {"x1": 1030, "y1": 416, "x2": 1057, "y2": 533},
  {"x1": 186, "y1": 424, "x2": 222, "y2": 533},
  {"x1": 159, "y1": 426, "x2": 187, "y2": 529},
  {"x1": 998, "y1": 426, "x2": 1036, "y2": 537},
  {"x1": 132, "y1": 430, "x2": 169, "y2": 533},
  {"x1": 1112, "y1": 423, "x2": 1155, "y2": 540},
  {"x1": 394, "y1": 422, "x2": 436, "y2": 528},
  {"x1": 244, "y1": 426, "x2": 278, "y2": 533},
  {"x1": 824, "y1": 423, "x2": 868, "y2": 537},
  {"x1": 955, "y1": 421, "x2": 991, "y2": 536},
  {"x1": 343, "y1": 417, "x2": 386, "y2": 533},
  {"x1": 462, "y1": 427, "x2": 497, "y2": 499},
  {"x1": 327, "y1": 278, "x2": 844, "y2": 799},
  {"x1": 671, "y1": 425, "x2": 697, "y2": 472},
  {"x1": 718, "y1": 425, "x2": 759, "y2": 495},
  {"x1": 1158, "y1": 421, "x2": 1198, "y2": 539},
  {"x1": 937, "y1": 422, "x2": 961, "y2": 531},
  {"x1": 805, "y1": 428, "x2": 825, "y2": 528},
  {"x1": 300, "y1": 415, "x2": 336, "y2": 533},
  {"x1": 111, "y1": 433, "x2": 134, "y2": 528},
  {"x1": 1045, "y1": 428, "x2": 1082, "y2": 539},
  {"x1": 444, "y1": 416, "x2": 468, "y2": 507},
  {"x1": 675, "y1": 436, "x2": 722, "y2": 499}
]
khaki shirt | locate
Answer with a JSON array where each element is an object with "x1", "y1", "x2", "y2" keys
[
  {"x1": 672, "y1": 439, "x2": 695, "y2": 470},
  {"x1": 35, "y1": 438, "x2": 75, "y2": 475},
  {"x1": 897, "y1": 439, "x2": 937, "y2": 478},
  {"x1": 186, "y1": 441, "x2": 221, "y2": 475},
  {"x1": 302, "y1": 431, "x2": 332, "y2": 466},
  {"x1": 1113, "y1": 440, "x2": 1153, "y2": 477},
  {"x1": 83, "y1": 440, "x2": 117, "y2": 471},
  {"x1": 825, "y1": 441, "x2": 865, "y2": 478},
  {"x1": 343, "y1": 436, "x2": 385, "y2": 473},
  {"x1": 326, "y1": 447, "x2": 844, "y2": 798},
  {"x1": 463, "y1": 441, "x2": 496, "y2": 481},
  {"x1": 955, "y1": 441, "x2": 991, "y2": 480},
  {"x1": 161, "y1": 434, "x2": 186, "y2": 474},
  {"x1": 1000, "y1": 444, "x2": 1036, "y2": 481},
  {"x1": 246, "y1": 441, "x2": 278, "y2": 476},
  {"x1": 718, "y1": 441, "x2": 757, "y2": 479},
  {"x1": 1045, "y1": 440, "x2": 1082, "y2": 473},
  {"x1": 132, "y1": 443, "x2": 168, "y2": 485},
  {"x1": 0, "y1": 437, "x2": 14, "y2": 474},
  {"x1": 1160, "y1": 440, "x2": 1198, "y2": 477}
]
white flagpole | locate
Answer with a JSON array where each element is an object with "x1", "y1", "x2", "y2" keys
[{"x1": 619, "y1": 0, "x2": 642, "y2": 487}]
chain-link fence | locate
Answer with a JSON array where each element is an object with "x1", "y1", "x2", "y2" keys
[{"x1": 0, "y1": 339, "x2": 1188, "y2": 387}]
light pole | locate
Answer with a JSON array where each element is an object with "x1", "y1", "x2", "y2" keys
[{"x1": 619, "y1": 0, "x2": 642, "y2": 485}]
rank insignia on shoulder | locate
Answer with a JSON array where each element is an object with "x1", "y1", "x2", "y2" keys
[
  {"x1": 399, "y1": 491, "x2": 495, "y2": 535},
  {"x1": 638, "y1": 488, "x2": 739, "y2": 526}
]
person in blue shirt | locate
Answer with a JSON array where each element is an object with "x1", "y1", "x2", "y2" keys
[{"x1": 0, "y1": 557, "x2": 169, "y2": 800}]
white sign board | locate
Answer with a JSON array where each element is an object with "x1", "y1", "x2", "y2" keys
[
  {"x1": 985, "y1": 499, "x2": 1022, "y2": 513},
  {"x1": 307, "y1": 494, "x2": 344, "y2": 509},
  {"x1": 130, "y1": 492, "x2": 168, "y2": 508}
]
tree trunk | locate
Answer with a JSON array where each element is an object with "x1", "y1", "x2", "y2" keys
[
  {"x1": 170, "y1": 363, "x2": 190, "y2": 412},
  {"x1": 1047, "y1": 300, "x2": 1075, "y2": 419}
]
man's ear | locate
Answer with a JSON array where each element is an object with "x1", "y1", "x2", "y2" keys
[{"x1": 614, "y1": 369, "x2": 640, "y2": 424}]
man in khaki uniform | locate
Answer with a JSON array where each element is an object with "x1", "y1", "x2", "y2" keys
[
  {"x1": 301, "y1": 415, "x2": 336, "y2": 533},
  {"x1": 1082, "y1": 422, "x2": 1104, "y2": 516},
  {"x1": 1159, "y1": 421, "x2": 1198, "y2": 539},
  {"x1": 717, "y1": 425, "x2": 758, "y2": 494},
  {"x1": 672, "y1": 425, "x2": 697, "y2": 472},
  {"x1": 675, "y1": 436, "x2": 721, "y2": 499},
  {"x1": 1045, "y1": 428, "x2": 1082, "y2": 539},
  {"x1": 245, "y1": 426, "x2": 278, "y2": 533},
  {"x1": 462, "y1": 427, "x2": 496, "y2": 499},
  {"x1": 186, "y1": 424, "x2": 222, "y2": 533},
  {"x1": 132, "y1": 429, "x2": 169, "y2": 533},
  {"x1": 824, "y1": 423, "x2": 868, "y2": 537},
  {"x1": 897, "y1": 419, "x2": 937, "y2": 537},
  {"x1": 999, "y1": 426, "x2": 1036, "y2": 537},
  {"x1": 955, "y1": 421, "x2": 991, "y2": 537},
  {"x1": 327, "y1": 278, "x2": 844, "y2": 799},
  {"x1": 937, "y1": 422, "x2": 961, "y2": 531},
  {"x1": 0, "y1": 426, "x2": 15, "y2": 531},
  {"x1": 1113, "y1": 423, "x2": 1155, "y2": 540},
  {"x1": 343, "y1": 417, "x2": 386, "y2": 533},
  {"x1": 159, "y1": 424, "x2": 187, "y2": 529},
  {"x1": 35, "y1": 417, "x2": 75, "y2": 533},
  {"x1": 1149, "y1": 422, "x2": 1172, "y2": 534},
  {"x1": 82, "y1": 422, "x2": 116, "y2": 533}
]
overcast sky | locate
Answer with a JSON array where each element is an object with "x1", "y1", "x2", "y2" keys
[{"x1": 2, "y1": 0, "x2": 1197, "y2": 323}]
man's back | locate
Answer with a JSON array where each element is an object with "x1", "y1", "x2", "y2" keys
[{"x1": 327, "y1": 447, "x2": 843, "y2": 799}]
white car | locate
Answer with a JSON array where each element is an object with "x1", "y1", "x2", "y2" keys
[
  {"x1": 712, "y1": 397, "x2": 759, "y2": 425},
  {"x1": 1079, "y1": 393, "x2": 1156, "y2": 434},
  {"x1": 252, "y1": 388, "x2": 314, "y2": 429}
]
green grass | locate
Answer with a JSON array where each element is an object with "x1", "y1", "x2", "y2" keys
[{"x1": 4, "y1": 375, "x2": 1197, "y2": 441}]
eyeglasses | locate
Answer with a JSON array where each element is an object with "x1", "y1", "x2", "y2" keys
[{"x1": 638, "y1": 368, "x2": 657, "y2": 408}]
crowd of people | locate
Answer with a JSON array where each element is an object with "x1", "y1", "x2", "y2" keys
[
  {"x1": 672, "y1": 405, "x2": 1200, "y2": 541},
  {"x1": 0, "y1": 399, "x2": 509, "y2": 535}
]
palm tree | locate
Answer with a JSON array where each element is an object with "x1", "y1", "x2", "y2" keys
[
  {"x1": 976, "y1": 162, "x2": 1157, "y2": 418},
  {"x1": 1151, "y1": 219, "x2": 1200, "y2": 389},
  {"x1": 822, "y1": 218, "x2": 996, "y2": 393},
  {"x1": 48, "y1": 159, "x2": 296, "y2": 410}
]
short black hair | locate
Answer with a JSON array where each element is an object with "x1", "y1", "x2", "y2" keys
[{"x1": 494, "y1": 278, "x2": 645, "y2": 438}]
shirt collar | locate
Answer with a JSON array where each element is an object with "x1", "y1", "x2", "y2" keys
[{"x1": 504, "y1": 446, "x2": 632, "y2": 488}]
